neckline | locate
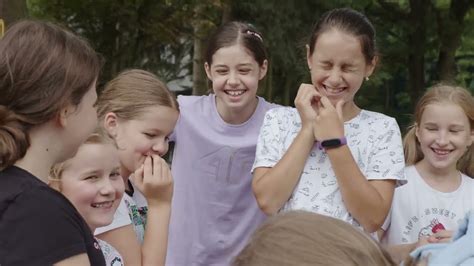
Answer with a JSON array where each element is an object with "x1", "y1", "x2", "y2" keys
[
  {"x1": 210, "y1": 94, "x2": 262, "y2": 127},
  {"x1": 411, "y1": 165, "x2": 464, "y2": 197}
]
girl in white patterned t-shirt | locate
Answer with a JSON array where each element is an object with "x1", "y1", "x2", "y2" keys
[
  {"x1": 252, "y1": 8, "x2": 406, "y2": 233},
  {"x1": 380, "y1": 84, "x2": 474, "y2": 264}
]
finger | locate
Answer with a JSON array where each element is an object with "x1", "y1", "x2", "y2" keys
[
  {"x1": 432, "y1": 230, "x2": 453, "y2": 240},
  {"x1": 152, "y1": 154, "x2": 162, "y2": 179},
  {"x1": 143, "y1": 156, "x2": 153, "y2": 181},
  {"x1": 319, "y1": 96, "x2": 334, "y2": 109},
  {"x1": 335, "y1": 99, "x2": 345, "y2": 120}
]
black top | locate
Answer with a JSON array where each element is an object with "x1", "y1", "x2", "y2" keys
[{"x1": 0, "y1": 166, "x2": 105, "y2": 266}]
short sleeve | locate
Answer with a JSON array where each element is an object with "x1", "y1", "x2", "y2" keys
[
  {"x1": 252, "y1": 108, "x2": 290, "y2": 172},
  {"x1": 95, "y1": 195, "x2": 132, "y2": 235},
  {"x1": 366, "y1": 118, "x2": 406, "y2": 185},
  {"x1": 2, "y1": 187, "x2": 90, "y2": 264}
]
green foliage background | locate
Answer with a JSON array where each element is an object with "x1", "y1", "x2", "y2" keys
[{"x1": 25, "y1": 0, "x2": 474, "y2": 131}]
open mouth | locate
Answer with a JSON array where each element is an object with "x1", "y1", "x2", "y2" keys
[
  {"x1": 431, "y1": 148, "x2": 452, "y2": 156},
  {"x1": 322, "y1": 85, "x2": 346, "y2": 95},
  {"x1": 224, "y1": 89, "x2": 246, "y2": 97},
  {"x1": 91, "y1": 201, "x2": 114, "y2": 208}
]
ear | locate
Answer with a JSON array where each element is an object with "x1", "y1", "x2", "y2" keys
[
  {"x1": 204, "y1": 62, "x2": 212, "y2": 80},
  {"x1": 306, "y1": 44, "x2": 313, "y2": 71},
  {"x1": 258, "y1": 59, "x2": 268, "y2": 80},
  {"x1": 57, "y1": 105, "x2": 71, "y2": 128},
  {"x1": 365, "y1": 56, "x2": 379, "y2": 78},
  {"x1": 103, "y1": 112, "x2": 119, "y2": 138}
]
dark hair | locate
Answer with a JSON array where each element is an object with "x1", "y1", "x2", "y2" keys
[
  {"x1": 0, "y1": 20, "x2": 101, "y2": 169},
  {"x1": 308, "y1": 8, "x2": 377, "y2": 64},
  {"x1": 205, "y1": 21, "x2": 267, "y2": 66}
]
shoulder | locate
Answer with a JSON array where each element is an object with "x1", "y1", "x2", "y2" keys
[
  {"x1": 264, "y1": 106, "x2": 298, "y2": 119},
  {"x1": 177, "y1": 95, "x2": 210, "y2": 109},
  {"x1": 257, "y1": 96, "x2": 282, "y2": 111},
  {"x1": 359, "y1": 110, "x2": 398, "y2": 126},
  {"x1": 461, "y1": 174, "x2": 474, "y2": 187}
]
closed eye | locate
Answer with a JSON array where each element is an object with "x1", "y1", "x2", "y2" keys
[{"x1": 144, "y1": 132, "x2": 156, "y2": 138}]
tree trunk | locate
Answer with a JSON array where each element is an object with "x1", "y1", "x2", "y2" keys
[
  {"x1": 435, "y1": 0, "x2": 473, "y2": 82},
  {"x1": 407, "y1": 0, "x2": 429, "y2": 106},
  {"x1": 0, "y1": 0, "x2": 28, "y2": 29},
  {"x1": 192, "y1": 21, "x2": 208, "y2": 96}
]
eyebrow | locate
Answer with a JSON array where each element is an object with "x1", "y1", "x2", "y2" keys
[{"x1": 423, "y1": 122, "x2": 465, "y2": 128}]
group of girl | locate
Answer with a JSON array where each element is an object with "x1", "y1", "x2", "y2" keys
[{"x1": 1, "y1": 7, "x2": 472, "y2": 266}]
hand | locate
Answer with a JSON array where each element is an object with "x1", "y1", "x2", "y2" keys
[
  {"x1": 427, "y1": 230, "x2": 453, "y2": 243},
  {"x1": 131, "y1": 155, "x2": 173, "y2": 206},
  {"x1": 313, "y1": 96, "x2": 344, "y2": 141},
  {"x1": 294, "y1": 83, "x2": 321, "y2": 138}
]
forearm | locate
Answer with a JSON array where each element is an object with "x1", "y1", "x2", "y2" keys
[
  {"x1": 142, "y1": 203, "x2": 171, "y2": 266},
  {"x1": 327, "y1": 146, "x2": 392, "y2": 232},
  {"x1": 253, "y1": 128, "x2": 314, "y2": 214}
]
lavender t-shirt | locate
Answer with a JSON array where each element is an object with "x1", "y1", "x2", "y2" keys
[{"x1": 166, "y1": 95, "x2": 278, "y2": 266}]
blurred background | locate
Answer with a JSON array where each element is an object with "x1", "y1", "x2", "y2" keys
[{"x1": 1, "y1": 0, "x2": 473, "y2": 129}]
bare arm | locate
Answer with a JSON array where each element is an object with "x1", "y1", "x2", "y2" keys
[
  {"x1": 252, "y1": 84, "x2": 319, "y2": 214},
  {"x1": 97, "y1": 155, "x2": 172, "y2": 266},
  {"x1": 315, "y1": 97, "x2": 395, "y2": 232},
  {"x1": 142, "y1": 203, "x2": 171, "y2": 266},
  {"x1": 54, "y1": 253, "x2": 90, "y2": 266},
  {"x1": 253, "y1": 127, "x2": 315, "y2": 214},
  {"x1": 326, "y1": 145, "x2": 396, "y2": 232},
  {"x1": 132, "y1": 155, "x2": 172, "y2": 266}
]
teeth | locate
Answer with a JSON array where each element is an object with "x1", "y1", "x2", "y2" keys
[
  {"x1": 226, "y1": 90, "x2": 244, "y2": 96},
  {"x1": 324, "y1": 86, "x2": 345, "y2": 94},
  {"x1": 433, "y1": 148, "x2": 450, "y2": 155},
  {"x1": 91, "y1": 201, "x2": 113, "y2": 208}
]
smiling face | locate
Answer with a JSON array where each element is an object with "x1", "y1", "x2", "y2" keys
[
  {"x1": 109, "y1": 105, "x2": 179, "y2": 177},
  {"x1": 416, "y1": 102, "x2": 473, "y2": 172},
  {"x1": 307, "y1": 29, "x2": 375, "y2": 112},
  {"x1": 58, "y1": 142, "x2": 124, "y2": 231},
  {"x1": 205, "y1": 44, "x2": 267, "y2": 120}
]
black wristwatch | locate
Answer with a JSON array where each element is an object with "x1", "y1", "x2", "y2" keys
[{"x1": 317, "y1": 137, "x2": 347, "y2": 150}]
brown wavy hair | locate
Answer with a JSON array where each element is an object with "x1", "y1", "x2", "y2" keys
[{"x1": 0, "y1": 20, "x2": 101, "y2": 170}]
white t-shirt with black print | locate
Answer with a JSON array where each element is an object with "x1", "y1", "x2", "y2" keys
[
  {"x1": 252, "y1": 107, "x2": 406, "y2": 229},
  {"x1": 382, "y1": 165, "x2": 474, "y2": 245}
]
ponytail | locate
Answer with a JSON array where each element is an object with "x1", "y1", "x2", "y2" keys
[
  {"x1": 403, "y1": 124, "x2": 423, "y2": 166},
  {"x1": 458, "y1": 144, "x2": 474, "y2": 177}
]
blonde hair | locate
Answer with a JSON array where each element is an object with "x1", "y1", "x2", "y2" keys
[
  {"x1": 97, "y1": 69, "x2": 178, "y2": 132},
  {"x1": 50, "y1": 133, "x2": 111, "y2": 180},
  {"x1": 403, "y1": 84, "x2": 474, "y2": 177},
  {"x1": 234, "y1": 211, "x2": 395, "y2": 266}
]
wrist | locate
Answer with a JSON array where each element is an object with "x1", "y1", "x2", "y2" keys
[{"x1": 316, "y1": 137, "x2": 347, "y2": 151}]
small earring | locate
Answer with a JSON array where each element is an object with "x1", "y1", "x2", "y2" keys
[{"x1": 365, "y1": 76, "x2": 370, "y2": 81}]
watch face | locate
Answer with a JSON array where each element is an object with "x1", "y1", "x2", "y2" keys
[{"x1": 321, "y1": 139, "x2": 342, "y2": 147}]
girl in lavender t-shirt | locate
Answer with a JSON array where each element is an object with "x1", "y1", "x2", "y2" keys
[{"x1": 167, "y1": 21, "x2": 278, "y2": 266}]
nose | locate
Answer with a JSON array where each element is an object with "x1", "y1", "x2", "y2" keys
[
  {"x1": 227, "y1": 71, "x2": 240, "y2": 87},
  {"x1": 435, "y1": 131, "x2": 449, "y2": 146},
  {"x1": 152, "y1": 138, "x2": 169, "y2": 157},
  {"x1": 326, "y1": 68, "x2": 343, "y2": 85},
  {"x1": 99, "y1": 178, "x2": 115, "y2": 195}
]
